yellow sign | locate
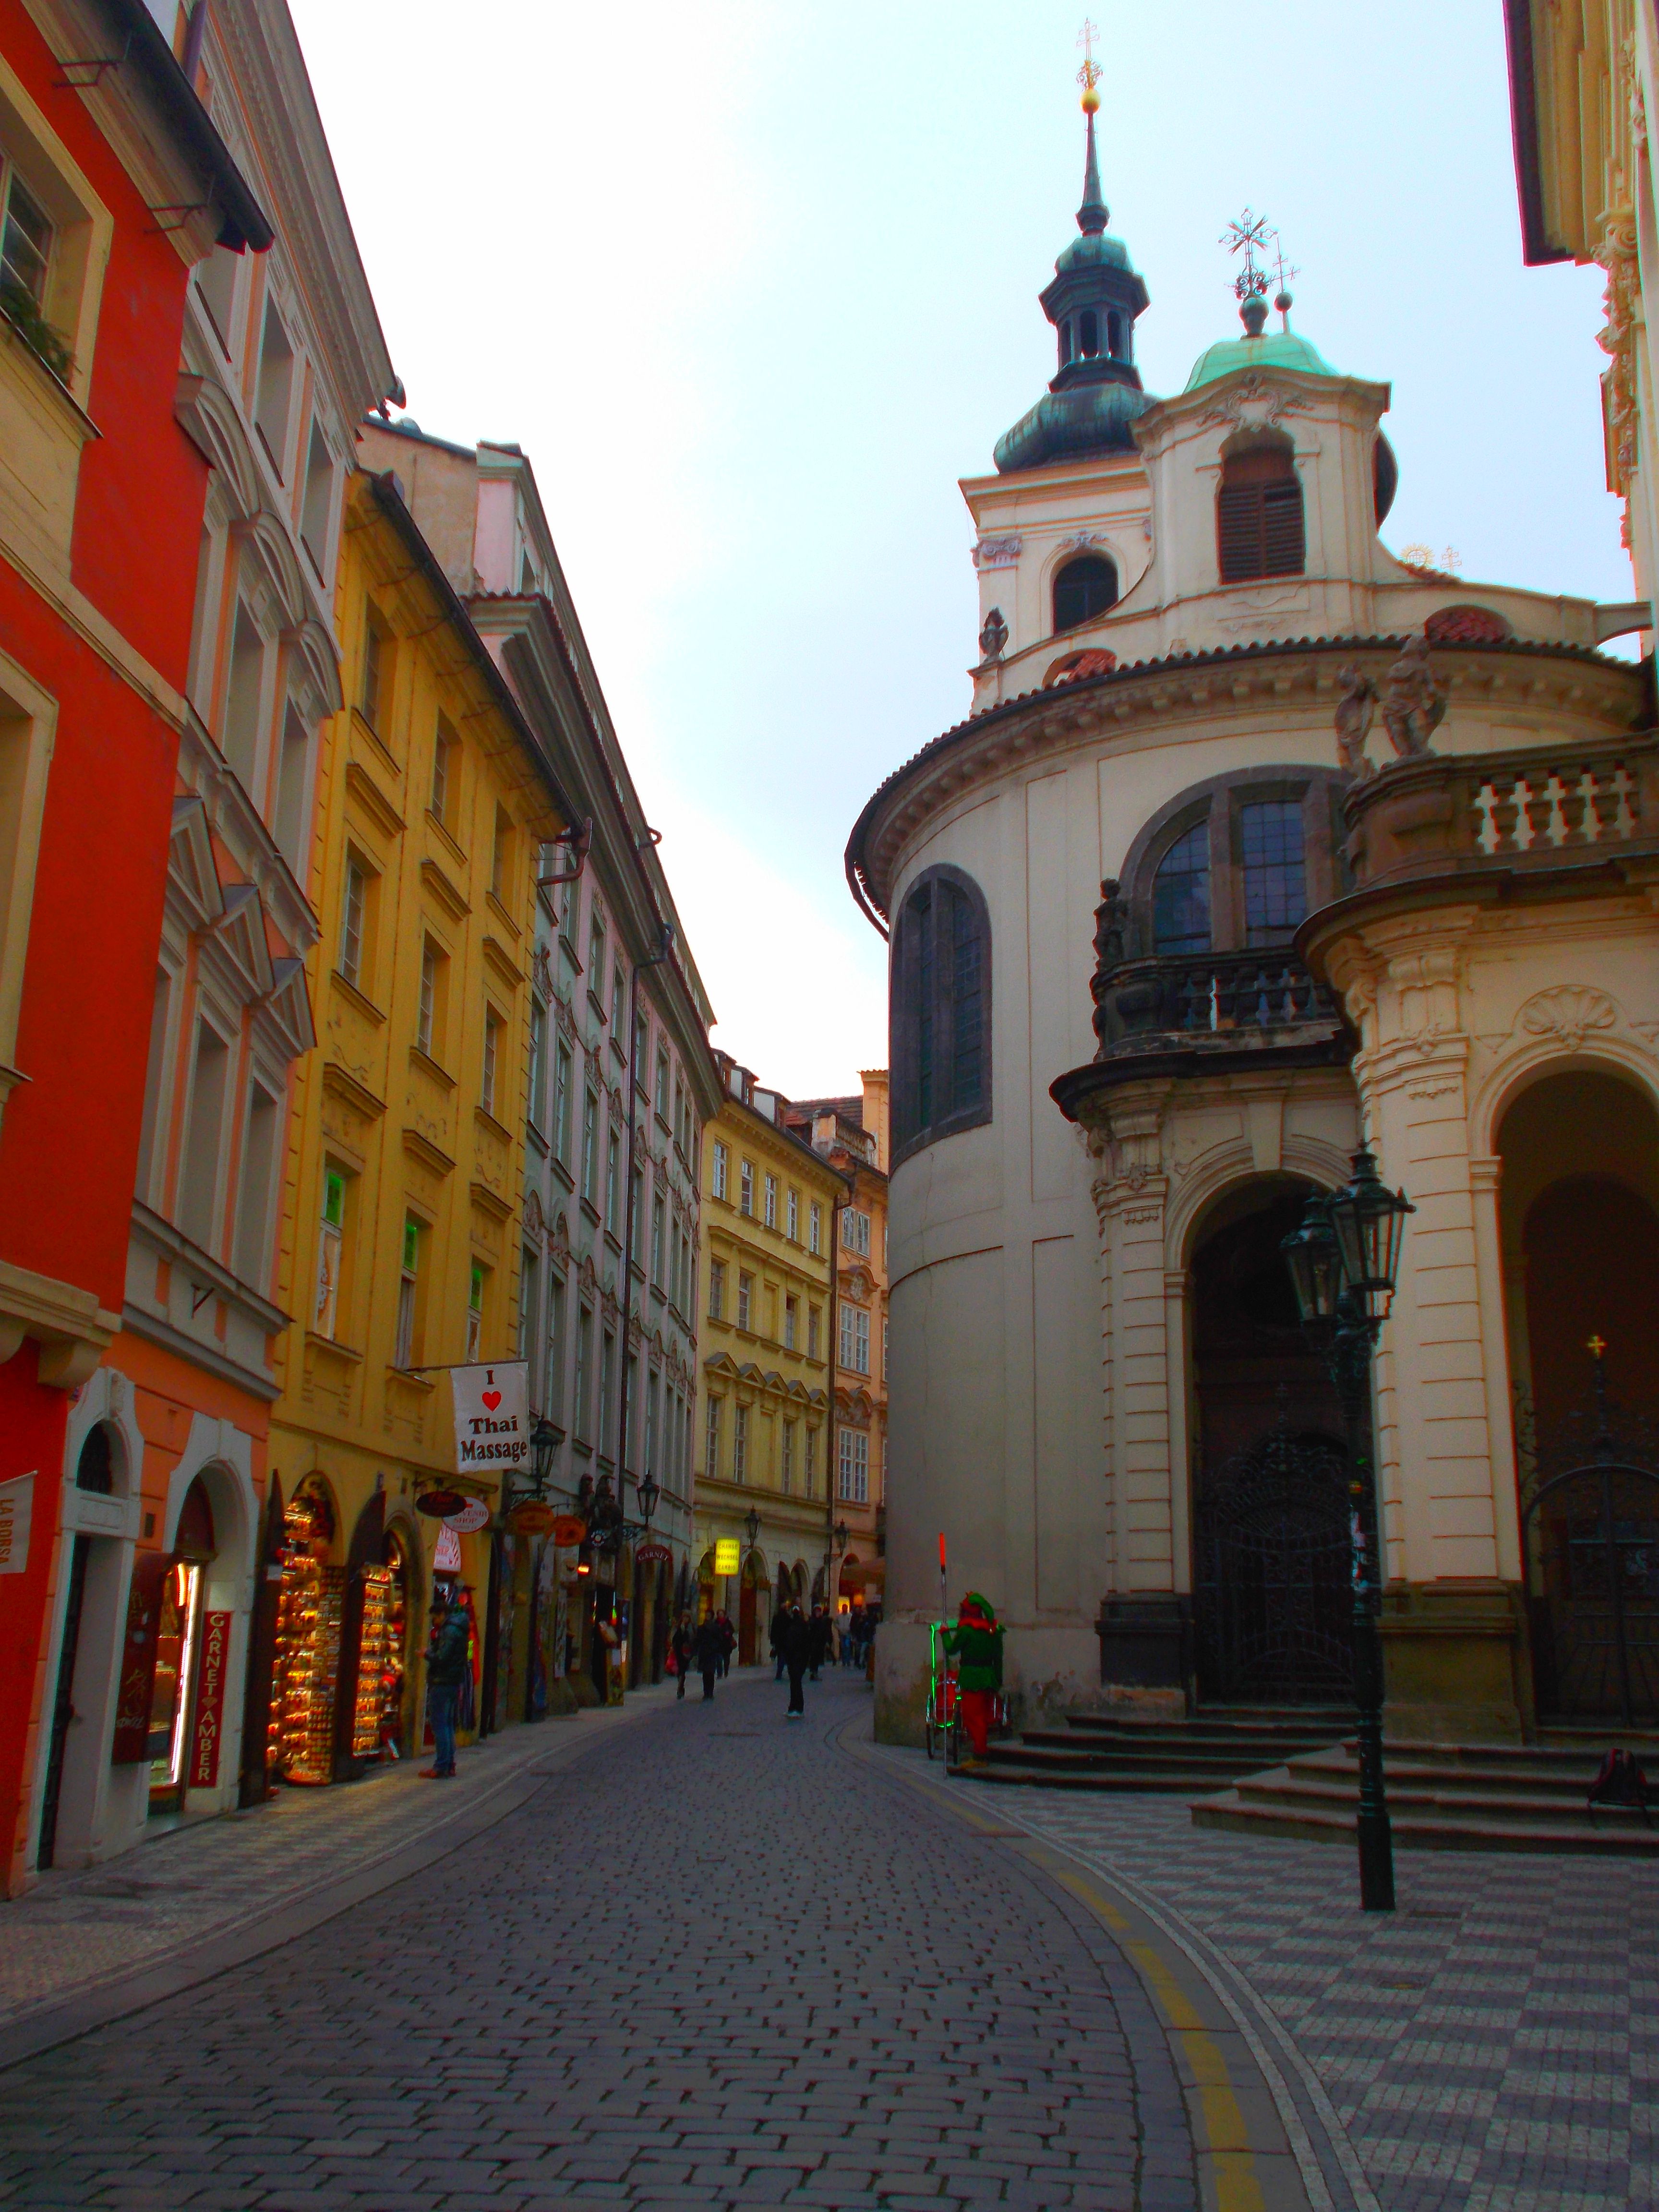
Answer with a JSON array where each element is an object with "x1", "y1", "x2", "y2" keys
[{"x1": 714, "y1": 1538, "x2": 741, "y2": 1575}]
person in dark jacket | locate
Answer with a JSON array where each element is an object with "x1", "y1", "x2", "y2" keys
[
  {"x1": 421, "y1": 1598, "x2": 470, "y2": 1778},
  {"x1": 716, "y1": 1610, "x2": 736, "y2": 1676},
  {"x1": 693, "y1": 1613, "x2": 725, "y2": 1701},
  {"x1": 670, "y1": 1612, "x2": 695, "y2": 1701},
  {"x1": 941, "y1": 1591, "x2": 1005, "y2": 1765},
  {"x1": 778, "y1": 1603, "x2": 810, "y2": 1719},
  {"x1": 806, "y1": 1604, "x2": 830, "y2": 1681},
  {"x1": 769, "y1": 1605, "x2": 788, "y2": 1681}
]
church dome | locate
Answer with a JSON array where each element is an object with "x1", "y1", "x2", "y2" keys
[
  {"x1": 994, "y1": 380, "x2": 1151, "y2": 472},
  {"x1": 1185, "y1": 293, "x2": 1336, "y2": 391}
]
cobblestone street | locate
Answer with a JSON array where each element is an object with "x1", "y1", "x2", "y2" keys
[{"x1": 0, "y1": 1674, "x2": 1194, "y2": 2212}]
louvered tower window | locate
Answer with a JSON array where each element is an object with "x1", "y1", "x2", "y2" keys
[{"x1": 1216, "y1": 441, "x2": 1305, "y2": 582}]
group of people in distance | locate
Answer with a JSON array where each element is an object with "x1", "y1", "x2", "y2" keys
[{"x1": 666, "y1": 1597, "x2": 875, "y2": 1719}]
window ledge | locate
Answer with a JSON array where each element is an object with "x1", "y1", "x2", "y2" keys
[
  {"x1": 475, "y1": 1104, "x2": 514, "y2": 1145},
  {"x1": 305, "y1": 1330, "x2": 363, "y2": 1363},
  {"x1": 526, "y1": 1118, "x2": 549, "y2": 1157},
  {"x1": 427, "y1": 809, "x2": 469, "y2": 870},
  {"x1": 487, "y1": 888, "x2": 522, "y2": 938},
  {"x1": 331, "y1": 970, "x2": 387, "y2": 1025},
  {"x1": 409, "y1": 1044, "x2": 455, "y2": 1090},
  {"x1": 0, "y1": 314, "x2": 99, "y2": 443},
  {"x1": 387, "y1": 1365, "x2": 437, "y2": 1393}
]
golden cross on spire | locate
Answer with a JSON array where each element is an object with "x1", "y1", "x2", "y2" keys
[
  {"x1": 1588, "y1": 1333, "x2": 1608, "y2": 1359},
  {"x1": 1077, "y1": 17, "x2": 1102, "y2": 96}
]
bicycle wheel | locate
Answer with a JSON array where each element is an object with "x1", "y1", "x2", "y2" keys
[{"x1": 925, "y1": 1714, "x2": 937, "y2": 1761}]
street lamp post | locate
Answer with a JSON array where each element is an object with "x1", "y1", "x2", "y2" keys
[
  {"x1": 637, "y1": 1472, "x2": 661, "y2": 1529},
  {"x1": 1282, "y1": 1146, "x2": 1414, "y2": 1914}
]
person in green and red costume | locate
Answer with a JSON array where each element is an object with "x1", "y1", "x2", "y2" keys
[{"x1": 942, "y1": 1591, "x2": 1005, "y2": 1765}]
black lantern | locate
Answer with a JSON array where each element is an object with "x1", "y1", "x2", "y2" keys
[
  {"x1": 1327, "y1": 1149, "x2": 1414, "y2": 1323},
  {"x1": 834, "y1": 1520, "x2": 849, "y2": 1554},
  {"x1": 529, "y1": 1414, "x2": 562, "y2": 1496},
  {"x1": 1281, "y1": 1193, "x2": 1344, "y2": 1326},
  {"x1": 637, "y1": 1471, "x2": 661, "y2": 1527},
  {"x1": 743, "y1": 1506, "x2": 760, "y2": 1552}
]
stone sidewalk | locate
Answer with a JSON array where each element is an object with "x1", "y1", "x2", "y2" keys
[{"x1": 873, "y1": 1740, "x2": 1657, "y2": 2212}]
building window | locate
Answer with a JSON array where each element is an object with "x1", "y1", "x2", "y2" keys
[
  {"x1": 890, "y1": 864, "x2": 991, "y2": 1164},
  {"x1": 737, "y1": 1272, "x2": 752, "y2": 1331},
  {"x1": 1053, "y1": 553, "x2": 1118, "y2": 633},
  {"x1": 179, "y1": 1020, "x2": 229, "y2": 1251},
  {"x1": 840, "y1": 1304, "x2": 870, "y2": 1375},
  {"x1": 655, "y1": 1046, "x2": 670, "y2": 1119},
  {"x1": 764, "y1": 1173, "x2": 778, "y2": 1228},
  {"x1": 1151, "y1": 822, "x2": 1211, "y2": 954},
  {"x1": 739, "y1": 1159, "x2": 754, "y2": 1216},
  {"x1": 234, "y1": 1081, "x2": 279, "y2": 1287},
  {"x1": 842, "y1": 1208, "x2": 871, "y2": 1256},
  {"x1": 482, "y1": 1012, "x2": 501, "y2": 1116},
  {"x1": 395, "y1": 1218, "x2": 420, "y2": 1369},
  {"x1": 600, "y1": 1330, "x2": 616, "y2": 1456},
  {"x1": 467, "y1": 1262, "x2": 485, "y2": 1359},
  {"x1": 581, "y1": 1089, "x2": 599, "y2": 1204},
  {"x1": 646, "y1": 1370, "x2": 660, "y2": 1478},
  {"x1": 554, "y1": 1042, "x2": 573, "y2": 1164},
  {"x1": 431, "y1": 716, "x2": 455, "y2": 824},
  {"x1": 1, "y1": 166, "x2": 53, "y2": 312},
  {"x1": 787, "y1": 1188, "x2": 799, "y2": 1241},
  {"x1": 339, "y1": 858, "x2": 367, "y2": 986},
  {"x1": 588, "y1": 914, "x2": 607, "y2": 1008},
  {"x1": 633, "y1": 1012, "x2": 649, "y2": 1084},
  {"x1": 1240, "y1": 799, "x2": 1308, "y2": 945},
  {"x1": 809, "y1": 1202, "x2": 822, "y2": 1255},
  {"x1": 709, "y1": 1258, "x2": 725, "y2": 1320},
  {"x1": 316, "y1": 1167, "x2": 346, "y2": 1338},
  {"x1": 300, "y1": 421, "x2": 334, "y2": 577},
  {"x1": 712, "y1": 1140, "x2": 729, "y2": 1201},
  {"x1": 528, "y1": 999, "x2": 548, "y2": 1127},
  {"x1": 650, "y1": 1190, "x2": 665, "y2": 1288},
  {"x1": 706, "y1": 1395, "x2": 721, "y2": 1479},
  {"x1": 808, "y1": 1306, "x2": 821, "y2": 1360},
  {"x1": 1217, "y1": 436, "x2": 1305, "y2": 582},
  {"x1": 519, "y1": 1246, "x2": 540, "y2": 1369},
  {"x1": 733, "y1": 1403, "x2": 748, "y2": 1483},
  {"x1": 805, "y1": 1426, "x2": 817, "y2": 1500},
  {"x1": 784, "y1": 1296, "x2": 798, "y2": 1351},
  {"x1": 605, "y1": 1127, "x2": 620, "y2": 1233},
  {"x1": 610, "y1": 961, "x2": 625, "y2": 1036},
  {"x1": 547, "y1": 1271, "x2": 567, "y2": 1420},
  {"x1": 575, "y1": 1304, "x2": 592, "y2": 1440},
  {"x1": 360, "y1": 606, "x2": 388, "y2": 727},
  {"x1": 254, "y1": 300, "x2": 296, "y2": 478},
  {"x1": 839, "y1": 1429, "x2": 869, "y2": 1505},
  {"x1": 491, "y1": 806, "x2": 512, "y2": 902},
  {"x1": 781, "y1": 1421, "x2": 795, "y2": 1494}
]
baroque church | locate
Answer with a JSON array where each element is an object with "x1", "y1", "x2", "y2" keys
[{"x1": 850, "y1": 88, "x2": 1659, "y2": 1746}]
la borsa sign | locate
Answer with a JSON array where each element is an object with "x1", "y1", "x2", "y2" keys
[{"x1": 450, "y1": 1362, "x2": 530, "y2": 1476}]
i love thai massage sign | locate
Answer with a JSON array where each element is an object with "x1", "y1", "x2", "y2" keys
[{"x1": 449, "y1": 1361, "x2": 529, "y2": 1477}]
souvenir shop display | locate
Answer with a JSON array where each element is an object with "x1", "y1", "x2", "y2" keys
[
  {"x1": 349, "y1": 1564, "x2": 396, "y2": 1761},
  {"x1": 268, "y1": 1491, "x2": 342, "y2": 1785},
  {"x1": 377, "y1": 1539, "x2": 409, "y2": 1755}
]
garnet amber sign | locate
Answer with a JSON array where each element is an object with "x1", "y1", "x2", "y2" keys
[{"x1": 188, "y1": 1610, "x2": 232, "y2": 1789}]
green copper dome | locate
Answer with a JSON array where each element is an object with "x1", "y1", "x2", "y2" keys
[{"x1": 1185, "y1": 324, "x2": 1335, "y2": 391}]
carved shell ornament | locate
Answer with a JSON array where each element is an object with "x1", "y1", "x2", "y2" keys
[{"x1": 1518, "y1": 986, "x2": 1619, "y2": 1055}]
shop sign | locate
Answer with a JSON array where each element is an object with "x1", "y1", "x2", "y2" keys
[
  {"x1": 416, "y1": 1489, "x2": 468, "y2": 1519},
  {"x1": 0, "y1": 1470, "x2": 34, "y2": 1574},
  {"x1": 551, "y1": 1514, "x2": 587, "y2": 1548},
  {"x1": 444, "y1": 1500, "x2": 492, "y2": 1533},
  {"x1": 450, "y1": 1361, "x2": 529, "y2": 1476},
  {"x1": 510, "y1": 1499, "x2": 557, "y2": 1537},
  {"x1": 433, "y1": 1524, "x2": 463, "y2": 1573},
  {"x1": 187, "y1": 1610, "x2": 233, "y2": 1789},
  {"x1": 635, "y1": 1542, "x2": 673, "y2": 1566},
  {"x1": 714, "y1": 1539, "x2": 741, "y2": 1575}
]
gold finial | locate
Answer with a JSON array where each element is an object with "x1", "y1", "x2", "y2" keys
[
  {"x1": 1588, "y1": 1333, "x2": 1608, "y2": 1360},
  {"x1": 1077, "y1": 17, "x2": 1102, "y2": 113}
]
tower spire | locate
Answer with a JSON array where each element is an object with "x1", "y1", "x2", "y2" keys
[{"x1": 1076, "y1": 18, "x2": 1108, "y2": 235}]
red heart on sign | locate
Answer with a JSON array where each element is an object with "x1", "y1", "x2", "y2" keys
[{"x1": 481, "y1": 1390, "x2": 501, "y2": 1411}]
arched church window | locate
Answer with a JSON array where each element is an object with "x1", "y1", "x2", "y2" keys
[
  {"x1": 890, "y1": 865, "x2": 992, "y2": 1167},
  {"x1": 1060, "y1": 320, "x2": 1074, "y2": 365},
  {"x1": 1053, "y1": 553, "x2": 1118, "y2": 633},
  {"x1": 1152, "y1": 823, "x2": 1211, "y2": 954},
  {"x1": 1217, "y1": 437, "x2": 1305, "y2": 582},
  {"x1": 76, "y1": 1424, "x2": 114, "y2": 1494},
  {"x1": 1240, "y1": 801, "x2": 1307, "y2": 944},
  {"x1": 1106, "y1": 311, "x2": 1123, "y2": 358},
  {"x1": 1079, "y1": 309, "x2": 1099, "y2": 358}
]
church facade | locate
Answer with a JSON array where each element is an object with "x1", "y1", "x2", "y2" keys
[{"x1": 851, "y1": 102, "x2": 1659, "y2": 1745}]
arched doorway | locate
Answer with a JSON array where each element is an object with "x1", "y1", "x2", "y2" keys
[
  {"x1": 268, "y1": 1480, "x2": 339, "y2": 1785},
  {"x1": 1188, "y1": 1178, "x2": 1353, "y2": 1705},
  {"x1": 37, "y1": 1422, "x2": 124, "y2": 1868},
  {"x1": 1499, "y1": 1070, "x2": 1659, "y2": 1720},
  {"x1": 148, "y1": 1477, "x2": 216, "y2": 1813},
  {"x1": 739, "y1": 1550, "x2": 767, "y2": 1665}
]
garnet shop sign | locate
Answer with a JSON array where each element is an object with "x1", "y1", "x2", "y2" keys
[
  {"x1": 188, "y1": 1611, "x2": 233, "y2": 1788},
  {"x1": 450, "y1": 1362, "x2": 529, "y2": 1476}
]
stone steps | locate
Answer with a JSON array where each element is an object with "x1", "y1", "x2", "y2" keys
[
  {"x1": 1193, "y1": 1741, "x2": 1659, "y2": 1856},
  {"x1": 958, "y1": 1706, "x2": 1347, "y2": 1793}
]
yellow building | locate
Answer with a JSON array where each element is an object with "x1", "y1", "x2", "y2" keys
[
  {"x1": 261, "y1": 466, "x2": 565, "y2": 1784},
  {"x1": 694, "y1": 1056, "x2": 848, "y2": 1662}
]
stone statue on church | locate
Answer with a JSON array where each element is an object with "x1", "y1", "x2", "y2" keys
[
  {"x1": 1335, "y1": 634, "x2": 1447, "y2": 778},
  {"x1": 1093, "y1": 878, "x2": 1129, "y2": 971},
  {"x1": 978, "y1": 606, "x2": 1009, "y2": 663},
  {"x1": 1334, "y1": 666, "x2": 1379, "y2": 780}
]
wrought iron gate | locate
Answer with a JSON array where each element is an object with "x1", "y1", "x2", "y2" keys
[
  {"x1": 1193, "y1": 1418, "x2": 1356, "y2": 1705},
  {"x1": 1519, "y1": 1382, "x2": 1659, "y2": 1727}
]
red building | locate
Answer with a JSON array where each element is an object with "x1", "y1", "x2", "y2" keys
[{"x1": 0, "y1": 0, "x2": 267, "y2": 1895}]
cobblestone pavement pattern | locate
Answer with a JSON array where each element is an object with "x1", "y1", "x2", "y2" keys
[
  {"x1": 0, "y1": 1674, "x2": 1192, "y2": 2212},
  {"x1": 907, "y1": 1760, "x2": 1659, "y2": 2212}
]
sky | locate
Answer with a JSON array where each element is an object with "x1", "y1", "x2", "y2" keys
[{"x1": 289, "y1": 0, "x2": 1632, "y2": 1099}]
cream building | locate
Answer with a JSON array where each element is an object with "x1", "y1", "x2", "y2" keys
[{"x1": 850, "y1": 102, "x2": 1659, "y2": 1745}]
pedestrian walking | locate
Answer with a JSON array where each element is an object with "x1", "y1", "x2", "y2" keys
[
  {"x1": 420, "y1": 1597, "x2": 470, "y2": 1778},
  {"x1": 779, "y1": 1601, "x2": 810, "y2": 1719},
  {"x1": 717, "y1": 1609, "x2": 736, "y2": 1676},
  {"x1": 670, "y1": 1611, "x2": 694, "y2": 1701},
  {"x1": 942, "y1": 1591, "x2": 1006, "y2": 1766},
  {"x1": 769, "y1": 1604, "x2": 787, "y2": 1681},
  {"x1": 806, "y1": 1603, "x2": 830, "y2": 1681},
  {"x1": 694, "y1": 1612, "x2": 724, "y2": 1702}
]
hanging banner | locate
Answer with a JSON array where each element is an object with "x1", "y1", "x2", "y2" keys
[
  {"x1": 444, "y1": 1500, "x2": 492, "y2": 1533},
  {"x1": 635, "y1": 1542, "x2": 673, "y2": 1567},
  {"x1": 433, "y1": 1523, "x2": 463, "y2": 1573},
  {"x1": 0, "y1": 1470, "x2": 34, "y2": 1574},
  {"x1": 187, "y1": 1610, "x2": 233, "y2": 1789},
  {"x1": 449, "y1": 1362, "x2": 529, "y2": 1477},
  {"x1": 509, "y1": 1499, "x2": 557, "y2": 1537}
]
